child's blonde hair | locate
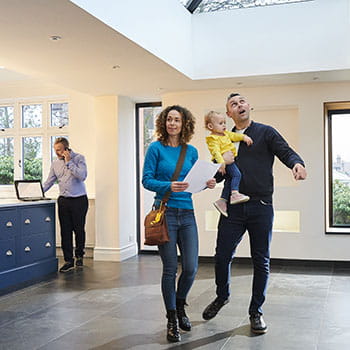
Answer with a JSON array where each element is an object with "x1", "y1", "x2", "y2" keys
[{"x1": 204, "y1": 110, "x2": 220, "y2": 131}]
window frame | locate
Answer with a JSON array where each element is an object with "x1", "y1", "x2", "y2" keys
[
  {"x1": 0, "y1": 97, "x2": 69, "y2": 196},
  {"x1": 135, "y1": 102, "x2": 162, "y2": 252},
  {"x1": 325, "y1": 101, "x2": 350, "y2": 234}
]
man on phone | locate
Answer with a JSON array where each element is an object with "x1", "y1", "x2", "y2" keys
[{"x1": 43, "y1": 137, "x2": 88, "y2": 273}]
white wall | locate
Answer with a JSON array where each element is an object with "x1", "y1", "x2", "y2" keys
[
  {"x1": 2, "y1": 78, "x2": 350, "y2": 262},
  {"x1": 70, "y1": 0, "x2": 193, "y2": 77},
  {"x1": 162, "y1": 81, "x2": 350, "y2": 261},
  {"x1": 192, "y1": 0, "x2": 350, "y2": 79},
  {"x1": 93, "y1": 95, "x2": 138, "y2": 261},
  {"x1": 117, "y1": 96, "x2": 138, "y2": 252}
]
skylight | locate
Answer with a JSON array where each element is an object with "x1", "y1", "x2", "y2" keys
[{"x1": 180, "y1": 0, "x2": 313, "y2": 14}]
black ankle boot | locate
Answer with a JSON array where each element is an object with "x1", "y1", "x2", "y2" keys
[
  {"x1": 166, "y1": 310, "x2": 181, "y2": 342},
  {"x1": 176, "y1": 298, "x2": 191, "y2": 331}
]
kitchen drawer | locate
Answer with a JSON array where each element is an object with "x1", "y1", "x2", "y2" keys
[
  {"x1": 0, "y1": 239, "x2": 16, "y2": 272},
  {"x1": 19, "y1": 233, "x2": 55, "y2": 265},
  {"x1": 0, "y1": 209, "x2": 18, "y2": 240},
  {"x1": 21, "y1": 206, "x2": 55, "y2": 235}
]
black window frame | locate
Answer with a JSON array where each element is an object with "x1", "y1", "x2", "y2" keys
[
  {"x1": 326, "y1": 105, "x2": 350, "y2": 234},
  {"x1": 135, "y1": 102, "x2": 162, "y2": 251}
]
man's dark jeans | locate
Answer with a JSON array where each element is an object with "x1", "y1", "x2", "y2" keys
[{"x1": 214, "y1": 199, "x2": 273, "y2": 315}]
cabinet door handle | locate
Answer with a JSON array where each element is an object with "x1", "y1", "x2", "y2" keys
[
  {"x1": 24, "y1": 219, "x2": 31, "y2": 224},
  {"x1": 6, "y1": 250, "x2": 13, "y2": 256},
  {"x1": 45, "y1": 242, "x2": 51, "y2": 248},
  {"x1": 45, "y1": 217, "x2": 51, "y2": 222},
  {"x1": 24, "y1": 246, "x2": 31, "y2": 252},
  {"x1": 6, "y1": 221, "x2": 13, "y2": 227}
]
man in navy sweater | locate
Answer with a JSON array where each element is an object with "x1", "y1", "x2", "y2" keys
[{"x1": 202, "y1": 93, "x2": 307, "y2": 334}]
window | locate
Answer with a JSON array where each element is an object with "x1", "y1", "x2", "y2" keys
[
  {"x1": 0, "y1": 99, "x2": 69, "y2": 188},
  {"x1": 0, "y1": 137, "x2": 14, "y2": 184},
  {"x1": 22, "y1": 104, "x2": 42, "y2": 128},
  {"x1": 136, "y1": 102, "x2": 162, "y2": 251},
  {"x1": 22, "y1": 136, "x2": 42, "y2": 180},
  {"x1": 325, "y1": 103, "x2": 350, "y2": 233},
  {"x1": 0, "y1": 106, "x2": 14, "y2": 129},
  {"x1": 50, "y1": 103, "x2": 68, "y2": 127}
]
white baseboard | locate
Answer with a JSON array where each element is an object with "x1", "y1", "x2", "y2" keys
[
  {"x1": 93, "y1": 243, "x2": 138, "y2": 262},
  {"x1": 56, "y1": 246, "x2": 94, "y2": 258}
]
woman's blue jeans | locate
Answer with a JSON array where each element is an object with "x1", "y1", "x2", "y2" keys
[{"x1": 158, "y1": 207, "x2": 198, "y2": 311}]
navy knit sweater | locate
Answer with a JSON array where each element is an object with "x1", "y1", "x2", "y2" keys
[{"x1": 218, "y1": 121, "x2": 305, "y2": 202}]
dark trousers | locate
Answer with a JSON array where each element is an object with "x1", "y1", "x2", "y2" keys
[
  {"x1": 221, "y1": 162, "x2": 242, "y2": 200},
  {"x1": 215, "y1": 199, "x2": 273, "y2": 315},
  {"x1": 58, "y1": 195, "x2": 89, "y2": 262}
]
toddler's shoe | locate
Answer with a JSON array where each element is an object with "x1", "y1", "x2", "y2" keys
[
  {"x1": 213, "y1": 199, "x2": 228, "y2": 217},
  {"x1": 230, "y1": 192, "x2": 250, "y2": 205}
]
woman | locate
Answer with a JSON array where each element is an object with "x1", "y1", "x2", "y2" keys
[{"x1": 142, "y1": 105, "x2": 216, "y2": 343}]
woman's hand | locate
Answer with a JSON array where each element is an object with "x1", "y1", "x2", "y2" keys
[
  {"x1": 218, "y1": 163, "x2": 226, "y2": 175},
  {"x1": 206, "y1": 178, "x2": 216, "y2": 189},
  {"x1": 171, "y1": 181, "x2": 189, "y2": 192}
]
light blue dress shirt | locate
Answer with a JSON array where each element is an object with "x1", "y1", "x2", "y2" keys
[{"x1": 43, "y1": 150, "x2": 87, "y2": 197}]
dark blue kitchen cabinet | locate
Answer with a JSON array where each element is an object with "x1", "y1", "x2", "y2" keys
[{"x1": 0, "y1": 201, "x2": 58, "y2": 290}]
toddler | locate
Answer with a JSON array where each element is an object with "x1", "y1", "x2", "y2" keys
[{"x1": 205, "y1": 111, "x2": 253, "y2": 216}]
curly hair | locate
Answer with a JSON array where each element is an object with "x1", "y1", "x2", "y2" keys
[{"x1": 155, "y1": 105, "x2": 195, "y2": 145}]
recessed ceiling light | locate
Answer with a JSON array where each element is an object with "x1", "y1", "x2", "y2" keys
[
  {"x1": 50, "y1": 35, "x2": 62, "y2": 41},
  {"x1": 112, "y1": 65, "x2": 120, "y2": 69},
  {"x1": 0, "y1": 66, "x2": 5, "y2": 69}
]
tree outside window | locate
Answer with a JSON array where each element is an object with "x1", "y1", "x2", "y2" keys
[
  {"x1": 136, "y1": 103, "x2": 161, "y2": 251},
  {"x1": 0, "y1": 106, "x2": 14, "y2": 129},
  {"x1": 23, "y1": 137, "x2": 42, "y2": 180},
  {"x1": 0, "y1": 137, "x2": 14, "y2": 184},
  {"x1": 22, "y1": 104, "x2": 42, "y2": 128},
  {"x1": 142, "y1": 106, "x2": 161, "y2": 153},
  {"x1": 51, "y1": 103, "x2": 69, "y2": 127}
]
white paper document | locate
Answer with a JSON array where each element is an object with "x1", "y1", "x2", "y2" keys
[{"x1": 184, "y1": 160, "x2": 221, "y2": 193}]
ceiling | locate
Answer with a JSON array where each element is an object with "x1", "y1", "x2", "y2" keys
[
  {"x1": 0, "y1": 0, "x2": 349, "y2": 101},
  {"x1": 180, "y1": 0, "x2": 313, "y2": 14}
]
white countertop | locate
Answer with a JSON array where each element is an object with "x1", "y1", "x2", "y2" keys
[{"x1": 0, "y1": 199, "x2": 56, "y2": 208}]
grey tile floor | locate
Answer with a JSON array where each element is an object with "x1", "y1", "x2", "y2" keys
[{"x1": 0, "y1": 255, "x2": 349, "y2": 350}]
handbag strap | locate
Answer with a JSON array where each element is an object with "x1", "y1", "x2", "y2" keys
[{"x1": 162, "y1": 144, "x2": 188, "y2": 203}]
